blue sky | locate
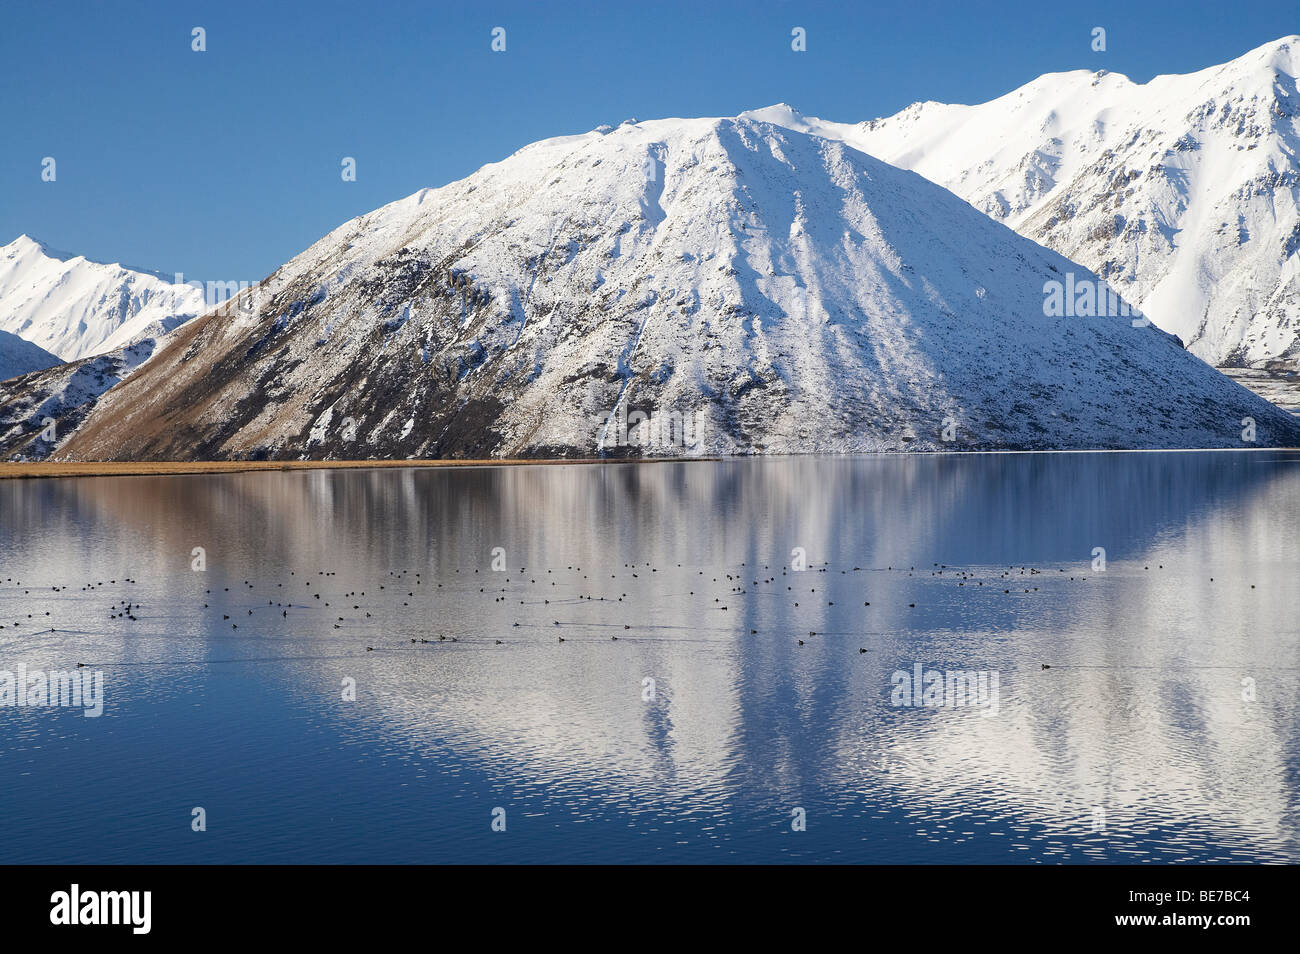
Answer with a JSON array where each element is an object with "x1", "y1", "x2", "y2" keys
[{"x1": 1, "y1": 0, "x2": 1295, "y2": 281}]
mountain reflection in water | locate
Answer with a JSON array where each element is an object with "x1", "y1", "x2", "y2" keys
[{"x1": 0, "y1": 452, "x2": 1296, "y2": 863}]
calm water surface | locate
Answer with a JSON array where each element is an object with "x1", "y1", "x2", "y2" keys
[{"x1": 1, "y1": 452, "x2": 1297, "y2": 863}]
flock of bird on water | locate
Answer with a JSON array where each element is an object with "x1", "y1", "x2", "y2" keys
[{"x1": 0, "y1": 556, "x2": 1236, "y2": 675}]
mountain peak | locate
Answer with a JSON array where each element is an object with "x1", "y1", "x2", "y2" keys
[
  {"x1": 738, "y1": 103, "x2": 808, "y2": 126},
  {"x1": 0, "y1": 237, "x2": 205, "y2": 361},
  {"x1": 1244, "y1": 33, "x2": 1300, "y2": 60},
  {"x1": 6, "y1": 233, "x2": 58, "y2": 257},
  {"x1": 4, "y1": 233, "x2": 196, "y2": 287}
]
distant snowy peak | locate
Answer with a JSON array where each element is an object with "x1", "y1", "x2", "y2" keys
[
  {"x1": 835, "y1": 35, "x2": 1300, "y2": 367},
  {"x1": 0, "y1": 328, "x2": 59, "y2": 382},
  {"x1": 7, "y1": 233, "x2": 177, "y2": 282},
  {"x1": 848, "y1": 35, "x2": 1298, "y2": 225},
  {"x1": 732, "y1": 37, "x2": 1300, "y2": 367},
  {"x1": 0, "y1": 234, "x2": 206, "y2": 361}
]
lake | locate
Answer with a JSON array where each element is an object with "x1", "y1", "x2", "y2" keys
[{"x1": 1, "y1": 451, "x2": 1297, "y2": 863}]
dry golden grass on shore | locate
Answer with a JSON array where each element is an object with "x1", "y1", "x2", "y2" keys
[{"x1": 0, "y1": 458, "x2": 699, "y2": 480}]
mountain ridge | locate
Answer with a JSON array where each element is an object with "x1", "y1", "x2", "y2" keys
[{"x1": 45, "y1": 113, "x2": 1300, "y2": 461}]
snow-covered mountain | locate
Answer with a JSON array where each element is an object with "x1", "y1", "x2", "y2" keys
[
  {"x1": 0, "y1": 338, "x2": 166, "y2": 460},
  {"x1": 0, "y1": 234, "x2": 205, "y2": 361},
  {"x1": 51, "y1": 113, "x2": 1299, "y2": 460},
  {"x1": 0, "y1": 328, "x2": 59, "y2": 382},
  {"x1": 767, "y1": 36, "x2": 1300, "y2": 368}
]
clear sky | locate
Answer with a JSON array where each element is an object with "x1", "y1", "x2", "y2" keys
[{"x1": 1, "y1": 0, "x2": 1295, "y2": 283}]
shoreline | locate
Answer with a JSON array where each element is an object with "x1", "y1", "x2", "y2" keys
[
  {"x1": 0, "y1": 458, "x2": 682, "y2": 480},
  {"x1": 2, "y1": 446, "x2": 1298, "y2": 480}
]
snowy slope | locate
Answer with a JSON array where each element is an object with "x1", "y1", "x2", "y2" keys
[
  {"x1": 0, "y1": 235, "x2": 205, "y2": 361},
  {"x1": 55, "y1": 113, "x2": 1299, "y2": 460},
  {"x1": 0, "y1": 338, "x2": 166, "y2": 460},
  {"x1": 0, "y1": 328, "x2": 60, "y2": 382},
  {"x1": 790, "y1": 35, "x2": 1300, "y2": 367}
]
